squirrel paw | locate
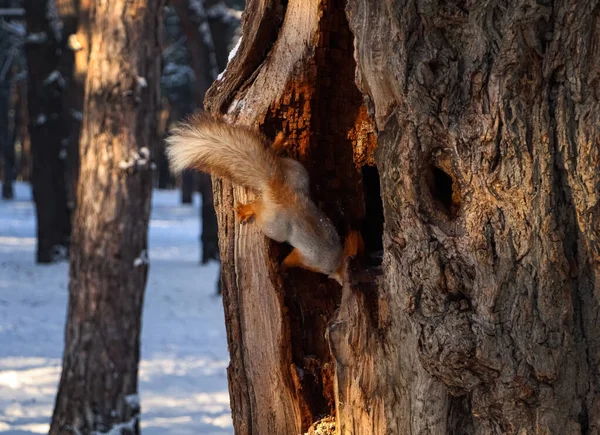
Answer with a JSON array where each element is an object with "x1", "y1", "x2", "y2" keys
[{"x1": 234, "y1": 202, "x2": 256, "y2": 224}]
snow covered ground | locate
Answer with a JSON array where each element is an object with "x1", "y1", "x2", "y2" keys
[{"x1": 0, "y1": 183, "x2": 232, "y2": 434}]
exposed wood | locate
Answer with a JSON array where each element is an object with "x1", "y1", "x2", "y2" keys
[
  {"x1": 205, "y1": 0, "x2": 373, "y2": 432},
  {"x1": 49, "y1": 0, "x2": 163, "y2": 432}
]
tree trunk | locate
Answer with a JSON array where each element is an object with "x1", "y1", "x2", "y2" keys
[
  {"x1": 171, "y1": 0, "x2": 217, "y2": 206},
  {"x1": 49, "y1": 0, "x2": 163, "y2": 433},
  {"x1": 2, "y1": 76, "x2": 18, "y2": 200},
  {"x1": 198, "y1": 171, "x2": 219, "y2": 264},
  {"x1": 59, "y1": 0, "x2": 92, "y2": 210},
  {"x1": 171, "y1": 0, "x2": 218, "y2": 104},
  {"x1": 205, "y1": 0, "x2": 600, "y2": 433},
  {"x1": 205, "y1": 0, "x2": 243, "y2": 73},
  {"x1": 17, "y1": 78, "x2": 30, "y2": 182},
  {"x1": 0, "y1": 6, "x2": 18, "y2": 199},
  {"x1": 0, "y1": 29, "x2": 11, "y2": 199},
  {"x1": 24, "y1": 0, "x2": 72, "y2": 262}
]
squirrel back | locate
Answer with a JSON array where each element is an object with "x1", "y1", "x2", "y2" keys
[
  {"x1": 166, "y1": 114, "x2": 360, "y2": 285},
  {"x1": 166, "y1": 114, "x2": 284, "y2": 193}
]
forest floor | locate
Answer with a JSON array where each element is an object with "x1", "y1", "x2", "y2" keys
[{"x1": 0, "y1": 183, "x2": 232, "y2": 434}]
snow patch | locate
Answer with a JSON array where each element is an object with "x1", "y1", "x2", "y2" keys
[
  {"x1": 207, "y1": 2, "x2": 243, "y2": 24},
  {"x1": 46, "y1": 0, "x2": 63, "y2": 42},
  {"x1": 119, "y1": 148, "x2": 153, "y2": 172},
  {"x1": 71, "y1": 109, "x2": 83, "y2": 121},
  {"x1": 124, "y1": 394, "x2": 140, "y2": 410},
  {"x1": 67, "y1": 34, "x2": 82, "y2": 51},
  {"x1": 92, "y1": 417, "x2": 137, "y2": 435},
  {"x1": 1, "y1": 21, "x2": 26, "y2": 37},
  {"x1": 136, "y1": 76, "x2": 147, "y2": 89},
  {"x1": 26, "y1": 32, "x2": 47, "y2": 44},
  {"x1": 43, "y1": 70, "x2": 66, "y2": 88},
  {"x1": 0, "y1": 183, "x2": 231, "y2": 435},
  {"x1": 133, "y1": 250, "x2": 149, "y2": 267},
  {"x1": 216, "y1": 36, "x2": 242, "y2": 81},
  {"x1": 161, "y1": 63, "x2": 195, "y2": 88}
]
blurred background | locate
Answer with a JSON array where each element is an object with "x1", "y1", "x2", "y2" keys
[{"x1": 0, "y1": 1, "x2": 244, "y2": 433}]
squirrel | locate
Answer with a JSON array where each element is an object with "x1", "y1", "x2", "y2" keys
[{"x1": 165, "y1": 113, "x2": 361, "y2": 285}]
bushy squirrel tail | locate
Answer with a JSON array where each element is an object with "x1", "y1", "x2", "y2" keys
[{"x1": 166, "y1": 114, "x2": 284, "y2": 192}]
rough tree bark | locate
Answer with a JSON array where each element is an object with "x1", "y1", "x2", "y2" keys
[
  {"x1": 205, "y1": 0, "x2": 600, "y2": 433},
  {"x1": 58, "y1": 0, "x2": 92, "y2": 209},
  {"x1": 49, "y1": 0, "x2": 163, "y2": 433},
  {"x1": 24, "y1": 0, "x2": 72, "y2": 262}
]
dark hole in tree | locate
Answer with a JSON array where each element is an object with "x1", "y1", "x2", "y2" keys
[
  {"x1": 360, "y1": 164, "x2": 384, "y2": 267},
  {"x1": 426, "y1": 163, "x2": 460, "y2": 219}
]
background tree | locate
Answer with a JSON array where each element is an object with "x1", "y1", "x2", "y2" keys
[
  {"x1": 206, "y1": 0, "x2": 600, "y2": 433},
  {"x1": 0, "y1": 22, "x2": 14, "y2": 199},
  {"x1": 24, "y1": 0, "x2": 72, "y2": 262},
  {"x1": 49, "y1": 0, "x2": 163, "y2": 432},
  {"x1": 162, "y1": 0, "x2": 242, "y2": 268},
  {"x1": 0, "y1": 1, "x2": 24, "y2": 200}
]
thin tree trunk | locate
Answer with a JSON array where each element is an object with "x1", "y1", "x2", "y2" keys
[
  {"x1": 0, "y1": 51, "x2": 10, "y2": 199},
  {"x1": 0, "y1": 20, "x2": 15, "y2": 199},
  {"x1": 171, "y1": 0, "x2": 218, "y2": 104},
  {"x1": 198, "y1": 171, "x2": 219, "y2": 263},
  {"x1": 17, "y1": 78, "x2": 30, "y2": 182},
  {"x1": 24, "y1": 0, "x2": 71, "y2": 262},
  {"x1": 171, "y1": 0, "x2": 219, "y2": 207},
  {"x1": 204, "y1": 0, "x2": 242, "y2": 72},
  {"x1": 49, "y1": 0, "x2": 163, "y2": 433},
  {"x1": 2, "y1": 77, "x2": 18, "y2": 200},
  {"x1": 205, "y1": 0, "x2": 600, "y2": 433}
]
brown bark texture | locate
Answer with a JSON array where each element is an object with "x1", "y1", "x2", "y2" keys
[
  {"x1": 206, "y1": 0, "x2": 600, "y2": 434},
  {"x1": 59, "y1": 0, "x2": 92, "y2": 209},
  {"x1": 49, "y1": 0, "x2": 163, "y2": 433}
]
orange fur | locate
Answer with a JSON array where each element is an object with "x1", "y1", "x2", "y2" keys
[
  {"x1": 281, "y1": 248, "x2": 324, "y2": 274},
  {"x1": 234, "y1": 201, "x2": 259, "y2": 223},
  {"x1": 272, "y1": 132, "x2": 287, "y2": 154},
  {"x1": 332, "y1": 230, "x2": 364, "y2": 281}
]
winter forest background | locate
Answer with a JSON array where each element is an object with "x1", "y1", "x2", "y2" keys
[{"x1": 0, "y1": 0, "x2": 243, "y2": 433}]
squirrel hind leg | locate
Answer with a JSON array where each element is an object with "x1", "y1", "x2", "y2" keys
[
  {"x1": 234, "y1": 201, "x2": 260, "y2": 224},
  {"x1": 271, "y1": 132, "x2": 287, "y2": 154},
  {"x1": 281, "y1": 248, "x2": 322, "y2": 274}
]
